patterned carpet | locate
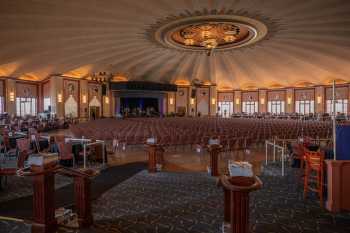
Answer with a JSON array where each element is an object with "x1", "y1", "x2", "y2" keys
[
  {"x1": 1, "y1": 164, "x2": 350, "y2": 233},
  {"x1": 0, "y1": 174, "x2": 72, "y2": 203}
]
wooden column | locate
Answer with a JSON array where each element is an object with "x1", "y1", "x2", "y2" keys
[
  {"x1": 147, "y1": 144, "x2": 164, "y2": 173},
  {"x1": 325, "y1": 160, "x2": 350, "y2": 212},
  {"x1": 74, "y1": 176, "x2": 93, "y2": 227},
  {"x1": 31, "y1": 167, "x2": 57, "y2": 233},
  {"x1": 219, "y1": 175, "x2": 262, "y2": 233},
  {"x1": 207, "y1": 144, "x2": 222, "y2": 176}
]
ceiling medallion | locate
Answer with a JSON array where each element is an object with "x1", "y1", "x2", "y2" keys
[{"x1": 149, "y1": 12, "x2": 270, "y2": 55}]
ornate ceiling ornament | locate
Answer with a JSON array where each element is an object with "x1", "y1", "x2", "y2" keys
[{"x1": 145, "y1": 9, "x2": 281, "y2": 53}]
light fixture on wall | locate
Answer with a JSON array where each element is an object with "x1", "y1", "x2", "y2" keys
[
  {"x1": 211, "y1": 98, "x2": 216, "y2": 105},
  {"x1": 260, "y1": 98, "x2": 265, "y2": 105},
  {"x1": 190, "y1": 98, "x2": 195, "y2": 105},
  {"x1": 9, "y1": 91, "x2": 15, "y2": 102},
  {"x1": 105, "y1": 96, "x2": 109, "y2": 104},
  {"x1": 169, "y1": 97, "x2": 174, "y2": 105},
  {"x1": 317, "y1": 96, "x2": 322, "y2": 104},
  {"x1": 287, "y1": 97, "x2": 292, "y2": 105},
  {"x1": 82, "y1": 94, "x2": 87, "y2": 104},
  {"x1": 57, "y1": 93, "x2": 63, "y2": 103},
  {"x1": 235, "y1": 98, "x2": 240, "y2": 105}
]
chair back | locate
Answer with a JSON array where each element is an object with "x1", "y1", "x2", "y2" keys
[
  {"x1": 17, "y1": 138, "x2": 30, "y2": 152},
  {"x1": 305, "y1": 150, "x2": 324, "y2": 170},
  {"x1": 58, "y1": 142, "x2": 73, "y2": 160}
]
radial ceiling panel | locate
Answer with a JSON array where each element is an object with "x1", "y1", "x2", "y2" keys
[{"x1": 0, "y1": 0, "x2": 349, "y2": 89}]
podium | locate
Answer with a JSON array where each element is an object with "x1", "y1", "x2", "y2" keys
[
  {"x1": 30, "y1": 164, "x2": 58, "y2": 233},
  {"x1": 146, "y1": 144, "x2": 164, "y2": 173},
  {"x1": 207, "y1": 144, "x2": 223, "y2": 176},
  {"x1": 27, "y1": 161, "x2": 96, "y2": 232},
  {"x1": 218, "y1": 175, "x2": 262, "y2": 233}
]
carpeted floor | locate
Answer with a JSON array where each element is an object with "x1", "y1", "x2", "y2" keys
[
  {"x1": 1, "y1": 163, "x2": 350, "y2": 233},
  {"x1": 85, "y1": 165, "x2": 350, "y2": 233},
  {"x1": 0, "y1": 162, "x2": 147, "y2": 218}
]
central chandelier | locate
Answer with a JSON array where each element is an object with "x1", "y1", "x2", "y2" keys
[
  {"x1": 172, "y1": 22, "x2": 242, "y2": 56},
  {"x1": 90, "y1": 72, "x2": 113, "y2": 83}
]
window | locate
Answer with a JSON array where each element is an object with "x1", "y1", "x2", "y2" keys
[
  {"x1": 268, "y1": 101, "x2": 285, "y2": 114},
  {"x1": 326, "y1": 99, "x2": 348, "y2": 114},
  {"x1": 16, "y1": 97, "x2": 37, "y2": 116},
  {"x1": 0, "y1": 96, "x2": 4, "y2": 114},
  {"x1": 295, "y1": 100, "x2": 314, "y2": 114},
  {"x1": 242, "y1": 101, "x2": 258, "y2": 114},
  {"x1": 43, "y1": 97, "x2": 51, "y2": 111},
  {"x1": 218, "y1": 101, "x2": 233, "y2": 118}
]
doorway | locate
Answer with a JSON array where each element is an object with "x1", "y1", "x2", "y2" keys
[{"x1": 89, "y1": 106, "x2": 100, "y2": 119}]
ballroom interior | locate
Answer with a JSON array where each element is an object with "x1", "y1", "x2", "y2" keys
[{"x1": 0, "y1": 1, "x2": 350, "y2": 233}]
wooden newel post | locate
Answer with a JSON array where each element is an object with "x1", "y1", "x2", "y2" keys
[
  {"x1": 147, "y1": 144, "x2": 164, "y2": 173},
  {"x1": 207, "y1": 144, "x2": 223, "y2": 176},
  {"x1": 219, "y1": 176, "x2": 262, "y2": 233},
  {"x1": 74, "y1": 175, "x2": 93, "y2": 227},
  {"x1": 31, "y1": 166, "x2": 58, "y2": 233}
]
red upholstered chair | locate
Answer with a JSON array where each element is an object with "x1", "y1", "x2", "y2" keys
[
  {"x1": 303, "y1": 150, "x2": 325, "y2": 207},
  {"x1": 58, "y1": 142, "x2": 75, "y2": 167}
]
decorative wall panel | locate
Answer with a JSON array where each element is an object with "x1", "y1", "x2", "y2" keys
[
  {"x1": 218, "y1": 92, "x2": 234, "y2": 102},
  {"x1": 295, "y1": 89, "x2": 315, "y2": 101},
  {"x1": 16, "y1": 83, "x2": 37, "y2": 97},
  {"x1": 326, "y1": 87, "x2": 348, "y2": 100},
  {"x1": 267, "y1": 90, "x2": 286, "y2": 101},
  {"x1": 242, "y1": 91, "x2": 258, "y2": 101}
]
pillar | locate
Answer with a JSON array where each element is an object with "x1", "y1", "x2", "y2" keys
[
  {"x1": 286, "y1": 88, "x2": 294, "y2": 113},
  {"x1": 79, "y1": 80, "x2": 88, "y2": 119},
  {"x1": 234, "y1": 91, "x2": 241, "y2": 113},
  {"x1": 102, "y1": 83, "x2": 110, "y2": 118},
  {"x1": 167, "y1": 92, "x2": 176, "y2": 114},
  {"x1": 5, "y1": 79, "x2": 16, "y2": 116},
  {"x1": 259, "y1": 89, "x2": 267, "y2": 113},
  {"x1": 315, "y1": 86, "x2": 325, "y2": 114},
  {"x1": 210, "y1": 85, "x2": 217, "y2": 116},
  {"x1": 50, "y1": 76, "x2": 64, "y2": 118}
]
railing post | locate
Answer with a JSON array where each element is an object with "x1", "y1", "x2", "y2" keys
[
  {"x1": 265, "y1": 141, "x2": 268, "y2": 165},
  {"x1": 273, "y1": 138, "x2": 276, "y2": 162},
  {"x1": 282, "y1": 148, "x2": 285, "y2": 176}
]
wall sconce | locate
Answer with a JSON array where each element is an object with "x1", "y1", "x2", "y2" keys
[
  {"x1": 211, "y1": 98, "x2": 216, "y2": 105},
  {"x1": 57, "y1": 93, "x2": 62, "y2": 103},
  {"x1": 235, "y1": 98, "x2": 240, "y2": 105},
  {"x1": 317, "y1": 96, "x2": 322, "y2": 104},
  {"x1": 287, "y1": 97, "x2": 292, "y2": 105},
  {"x1": 82, "y1": 94, "x2": 87, "y2": 104},
  {"x1": 190, "y1": 98, "x2": 195, "y2": 105},
  {"x1": 105, "y1": 96, "x2": 109, "y2": 104},
  {"x1": 169, "y1": 97, "x2": 174, "y2": 105},
  {"x1": 9, "y1": 91, "x2": 15, "y2": 102},
  {"x1": 260, "y1": 98, "x2": 265, "y2": 105}
]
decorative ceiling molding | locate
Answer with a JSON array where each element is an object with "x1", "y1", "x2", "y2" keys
[{"x1": 145, "y1": 8, "x2": 282, "y2": 53}]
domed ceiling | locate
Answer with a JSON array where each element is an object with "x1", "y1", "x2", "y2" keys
[{"x1": 0, "y1": 0, "x2": 349, "y2": 89}]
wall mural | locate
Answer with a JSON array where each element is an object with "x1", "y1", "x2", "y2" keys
[
  {"x1": 88, "y1": 83, "x2": 102, "y2": 106},
  {"x1": 64, "y1": 79, "x2": 79, "y2": 101},
  {"x1": 64, "y1": 79, "x2": 79, "y2": 117}
]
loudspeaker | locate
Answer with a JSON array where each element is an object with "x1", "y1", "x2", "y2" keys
[
  {"x1": 191, "y1": 89, "x2": 196, "y2": 98},
  {"x1": 102, "y1": 84, "x2": 107, "y2": 96},
  {"x1": 48, "y1": 106, "x2": 51, "y2": 112}
]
